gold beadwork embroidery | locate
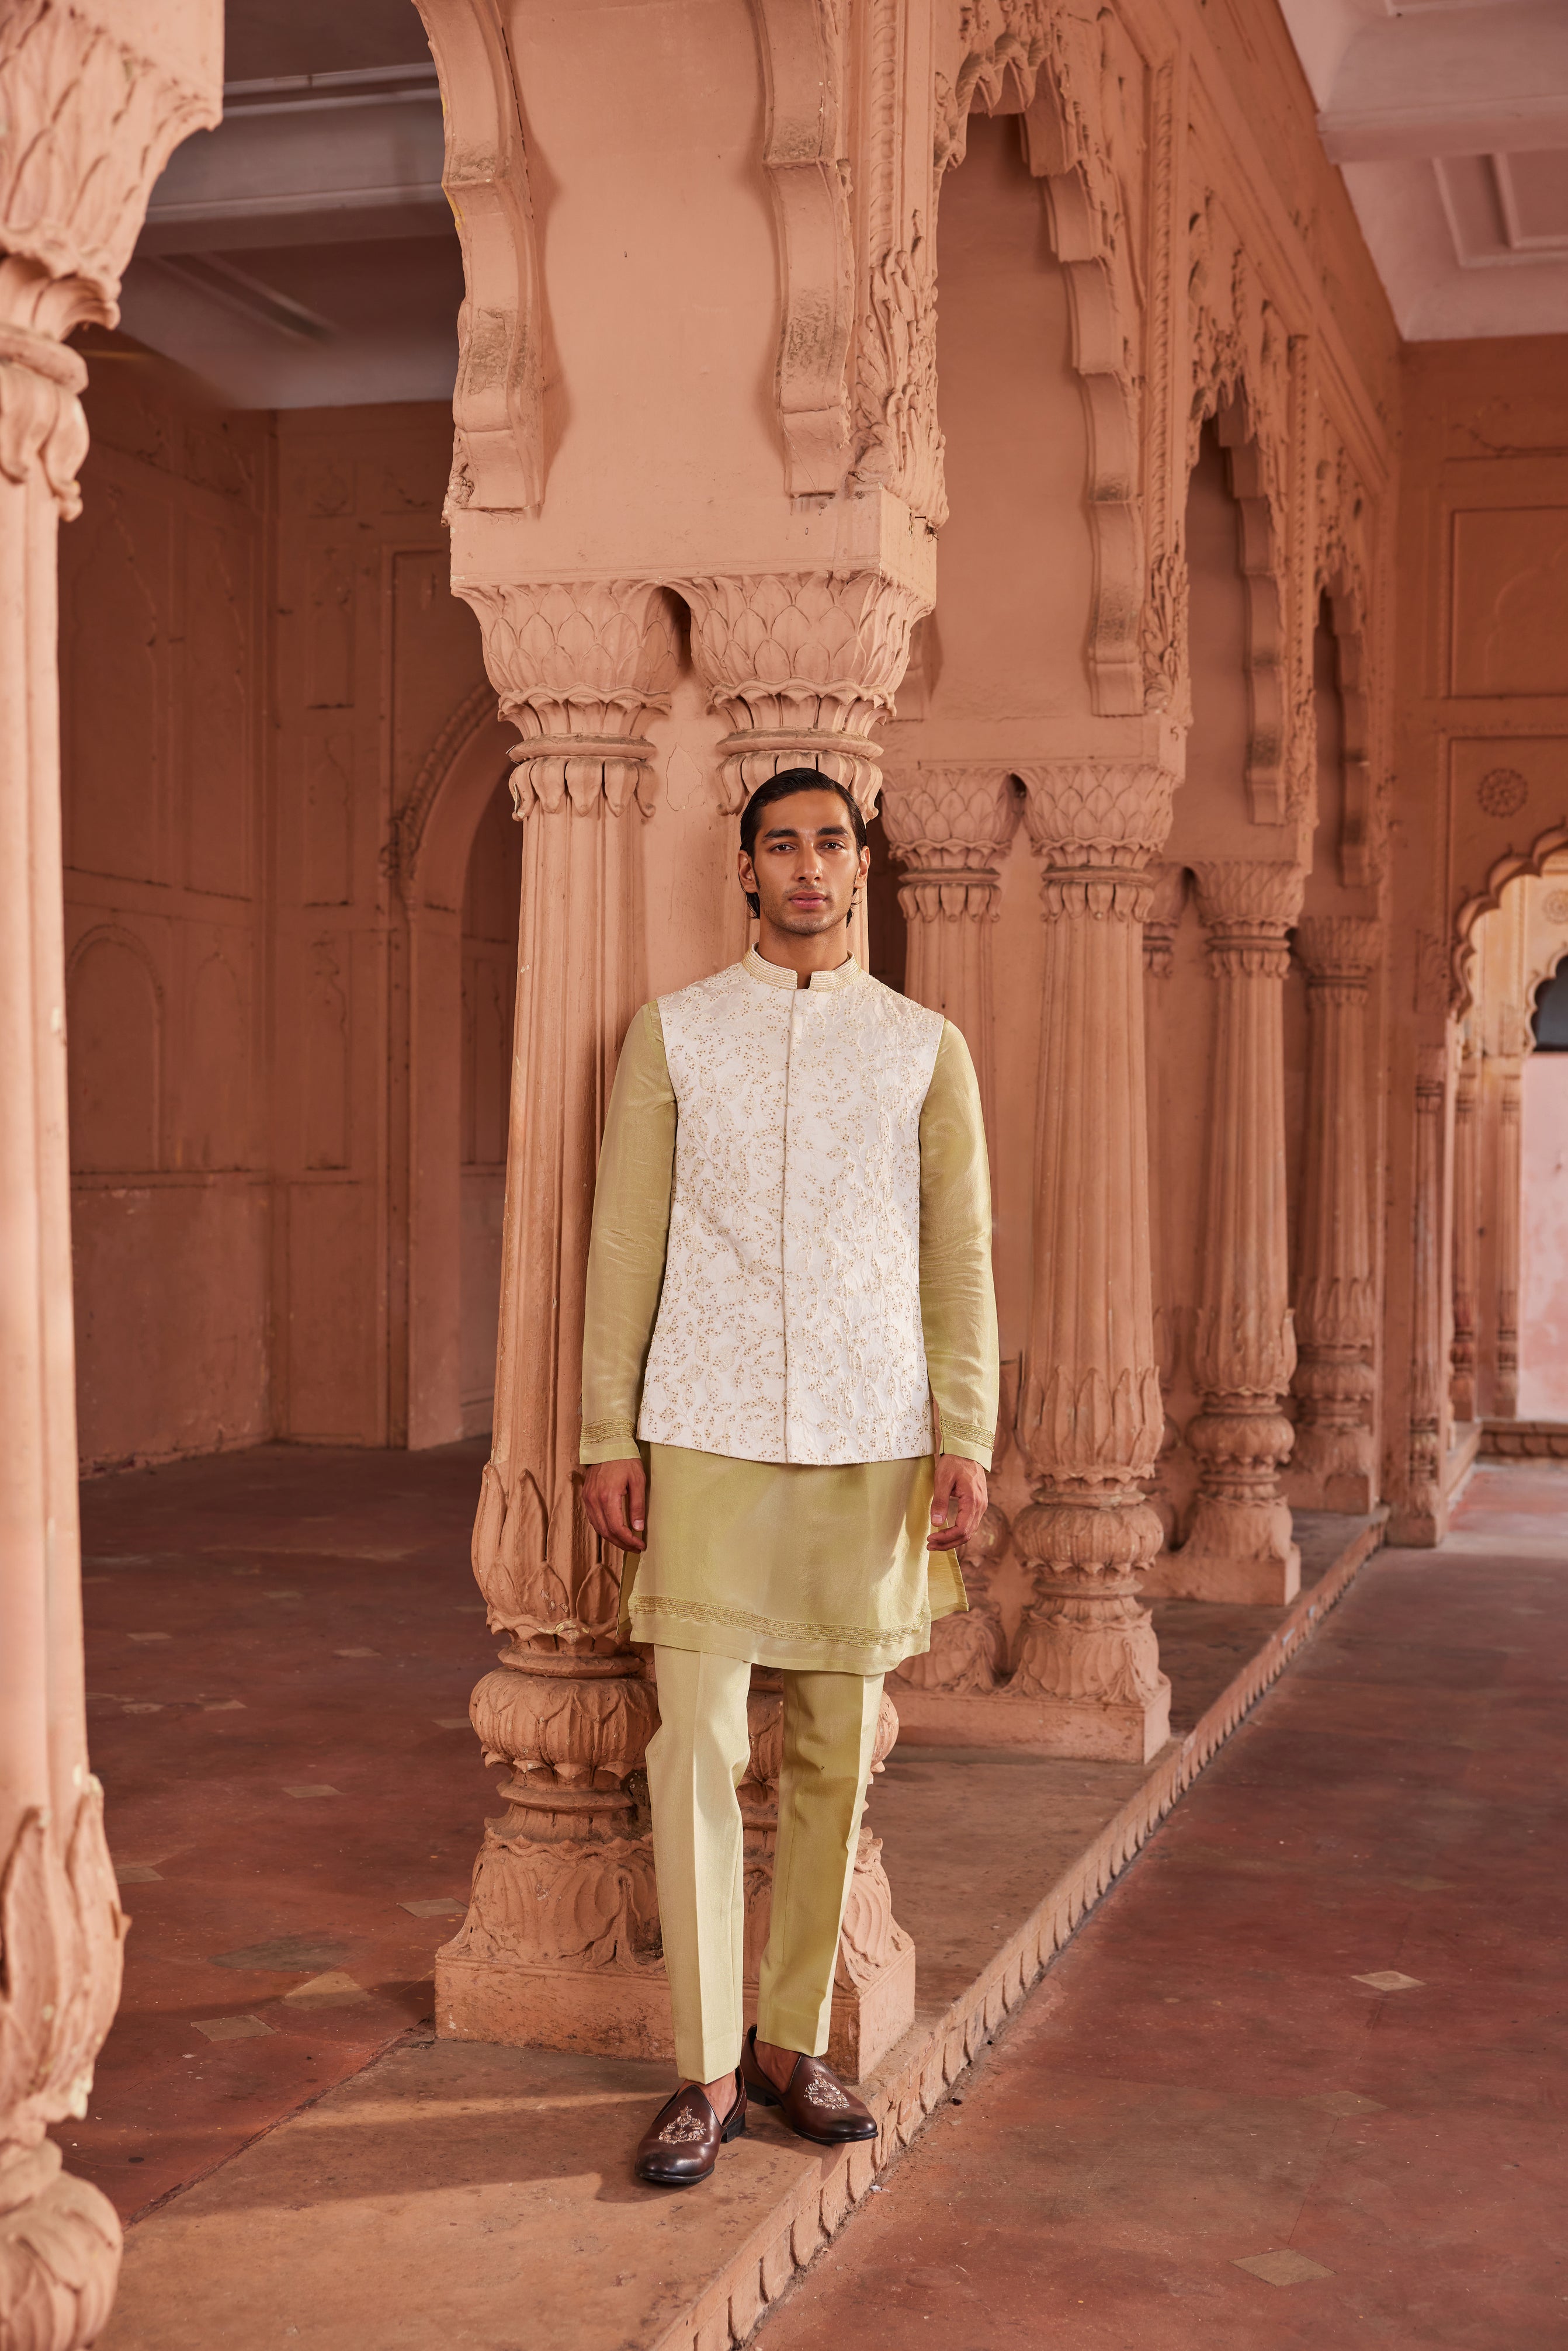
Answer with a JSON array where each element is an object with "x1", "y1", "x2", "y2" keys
[{"x1": 803, "y1": 2075, "x2": 852, "y2": 2110}]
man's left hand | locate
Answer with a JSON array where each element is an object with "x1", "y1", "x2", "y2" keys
[{"x1": 928, "y1": 1454, "x2": 987, "y2": 1551}]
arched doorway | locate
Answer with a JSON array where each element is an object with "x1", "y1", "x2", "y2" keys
[{"x1": 1521, "y1": 954, "x2": 1568, "y2": 1420}]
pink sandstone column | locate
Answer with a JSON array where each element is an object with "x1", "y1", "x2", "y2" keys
[
  {"x1": 1171, "y1": 861, "x2": 1306, "y2": 1606},
  {"x1": 435, "y1": 581, "x2": 677, "y2": 2053},
  {"x1": 1005, "y1": 762, "x2": 1176, "y2": 1764},
  {"x1": 1290, "y1": 918, "x2": 1380, "y2": 1511},
  {"x1": 1407, "y1": 1045, "x2": 1451, "y2": 1531},
  {"x1": 1143, "y1": 864, "x2": 1188, "y2": 1541},
  {"x1": 876, "y1": 764, "x2": 1022, "y2": 1136},
  {"x1": 0, "y1": 11, "x2": 218, "y2": 2339},
  {"x1": 1450, "y1": 1047, "x2": 1479, "y2": 1424},
  {"x1": 1495, "y1": 1056, "x2": 1523, "y2": 1420}
]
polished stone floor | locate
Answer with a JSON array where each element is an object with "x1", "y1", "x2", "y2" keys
[{"x1": 761, "y1": 1462, "x2": 1568, "y2": 2350}]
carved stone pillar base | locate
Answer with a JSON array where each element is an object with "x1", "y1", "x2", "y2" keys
[
  {"x1": 435, "y1": 1652, "x2": 666, "y2": 2055},
  {"x1": 1005, "y1": 1493, "x2": 1172, "y2": 1763},
  {"x1": 1156, "y1": 1506, "x2": 1302, "y2": 1606},
  {"x1": 1151, "y1": 1409, "x2": 1301, "y2": 1604},
  {"x1": 741, "y1": 1673, "x2": 915, "y2": 2085}
]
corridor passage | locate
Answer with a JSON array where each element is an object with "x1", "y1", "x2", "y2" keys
[{"x1": 762, "y1": 1464, "x2": 1568, "y2": 2350}]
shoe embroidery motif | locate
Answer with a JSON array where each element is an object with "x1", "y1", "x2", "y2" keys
[
  {"x1": 803, "y1": 2075, "x2": 851, "y2": 2110},
  {"x1": 657, "y1": 2107, "x2": 709, "y2": 2144}
]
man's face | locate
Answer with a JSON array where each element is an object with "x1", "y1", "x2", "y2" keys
[{"x1": 738, "y1": 789, "x2": 871, "y2": 937}]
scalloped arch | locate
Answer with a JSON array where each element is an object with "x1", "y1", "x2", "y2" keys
[{"x1": 1452, "y1": 820, "x2": 1568, "y2": 1018}]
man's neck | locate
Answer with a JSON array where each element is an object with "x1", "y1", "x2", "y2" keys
[{"x1": 752, "y1": 923, "x2": 855, "y2": 989}]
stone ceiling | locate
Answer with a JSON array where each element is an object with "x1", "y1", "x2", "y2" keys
[
  {"x1": 1278, "y1": 0, "x2": 1568, "y2": 338},
  {"x1": 119, "y1": 0, "x2": 1568, "y2": 413}
]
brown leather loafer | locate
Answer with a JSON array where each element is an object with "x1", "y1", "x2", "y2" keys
[
  {"x1": 633, "y1": 2070, "x2": 746, "y2": 2187},
  {"x1": 741, "y1": 2027, "x2": 878, "y2": 2146}
]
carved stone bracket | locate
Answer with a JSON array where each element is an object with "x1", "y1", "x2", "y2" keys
[
  {"x1": 678, "y1": 568, "x2": 928, "y2": 812},
  {"x1": 412, "y1": 0, "x2": 544, "y2": 513},
  {"x1": 749, "y1": 0, "x2": 854, "y2": 495}
]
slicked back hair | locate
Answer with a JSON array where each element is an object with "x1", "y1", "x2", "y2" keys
[{"x1": 738, "y1": 769, "x2": 868, "y2": 920}]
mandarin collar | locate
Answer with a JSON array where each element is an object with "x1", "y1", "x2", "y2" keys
[{"x1": 742, "y1": 946, "x2": 865, "y2": 995}]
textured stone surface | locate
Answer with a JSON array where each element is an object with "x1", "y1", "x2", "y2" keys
[{"x1": 762, "y1": 1464, "x2": 1568, "y2": 2351}]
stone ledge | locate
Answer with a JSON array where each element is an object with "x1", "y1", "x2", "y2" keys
[{"x1": 1482, "y1": 1420, "x2": 1568, "y2": 1460}]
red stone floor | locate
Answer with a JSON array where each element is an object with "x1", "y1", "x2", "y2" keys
[
  {"x1": 67, "y1": 1440, "x2": 498, "y2": 2221},
  {"x1": 762, "y1": 1463, "x2": 1568, "y2": 2351}
]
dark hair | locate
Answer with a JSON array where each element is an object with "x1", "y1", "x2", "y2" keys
[{"x1": 738, "y1": 768, "x2": 869, "y2": 919}]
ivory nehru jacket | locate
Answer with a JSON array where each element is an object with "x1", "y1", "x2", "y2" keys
[{"x1": 637, "y1": 952, "x2": 945, "y2": 1465}]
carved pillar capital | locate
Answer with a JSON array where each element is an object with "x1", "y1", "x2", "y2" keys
[
  {"x1": 1294, "y1": 915, "x2": 1381, "y2": 990},
  {"x1": 461, "y1": 578, "x2": 681, "y2": 814},
  {"x1": 0, "y1": 1, "x2": 218, "y2": 517},
  {"x1": 677, "y1": 567, "x2": 927, "y2": 811},
  {"x1": 878, "y1": 764, "x2": 1020, "y2": 923},
  {"x1": 1193, "y1": 860, "x2": 1305, "y2": 982},
  {"x1": 1018, "y1": 760, "x2": 1177, "y2": 871}
]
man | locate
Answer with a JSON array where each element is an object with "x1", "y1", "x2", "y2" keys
[{"x1": 581, "y1": 768, "x2": 998, "y2": 2187}]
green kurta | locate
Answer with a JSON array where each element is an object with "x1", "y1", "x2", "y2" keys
[{"x1": 580, "y1": 972, "x2": 999, "y2": 1674}]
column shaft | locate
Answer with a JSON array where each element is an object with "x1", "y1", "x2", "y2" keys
[
  {"x1": 1006, "y1": 764, "x2": 1175, "y2": 1764},
  {"x1": 1495, "y1": 1058, "x2": 1522, "y2": 1420},
  {"x1": 0, "y1": 16, "x2": 219, "y2": 2335},
  {"x1": 1450, "y1": 1051, "x2": 1479, "y2": 1424},
  {"x1": 1291, "y1": 918, "x2": 1380, "y2": 1511},
  {"x1": 1171, "y1": 862, "x2": 1305, "y2": 1606},
  {"x1": 1405, "y1": 1045, "x2": 1451, "y2": 1537}
]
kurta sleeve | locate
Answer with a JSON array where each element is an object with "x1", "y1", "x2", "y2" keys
[
  {"x1": 580, "y1": 1000, "x2": 676, "y2": 1464},
  {"x1": 918, "y1": 1021, "x2": 999, "y2": 1468}
]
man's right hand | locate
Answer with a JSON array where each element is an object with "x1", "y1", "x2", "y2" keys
[{"x1": 582, "y1": 1457, "x2": 648, "y2": 1552}]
